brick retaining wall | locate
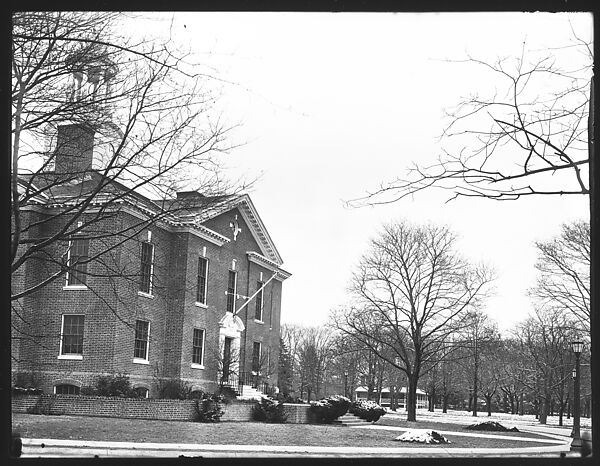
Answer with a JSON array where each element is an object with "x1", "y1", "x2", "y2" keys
[
  {"x1": 220, "y1": 399, "x2": 255, "y2": 421},
  {"x1": 283, "y1": 403, "x2": 312, "y2": 423},
  {"x1": 12, "y1": 394, "x2": 196, "y2": 421},
  {"x1": 12, "y1": 395, "x2": 312, "y2": 423}
]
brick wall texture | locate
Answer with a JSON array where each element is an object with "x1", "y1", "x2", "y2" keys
[
  {"x1": 12, "y1": 199, "x2": 287, "y2": 397},
  {"x1": 12, "y1": 395, "x2": 311, "y2": 423}
]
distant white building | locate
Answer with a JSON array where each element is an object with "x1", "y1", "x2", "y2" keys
[{"x1": 354, "y1": 386, "x2": 428, "y2": 409}]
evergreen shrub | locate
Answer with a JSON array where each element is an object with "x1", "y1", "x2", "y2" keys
[
  {"x1": 350, "y1": 400, "x2": 386, "y2": 422},
  {"x1": 253, "y1": 397, "x2": 288, "y2": 423}
]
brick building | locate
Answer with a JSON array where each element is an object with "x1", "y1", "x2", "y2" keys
[{"x1": 12, "y1": 124, "x2": 291, "y2": 398}]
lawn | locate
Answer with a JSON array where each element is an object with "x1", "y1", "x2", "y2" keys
[
  {"x1": 377, "y1": 416, "x2": 527, "y2": 436},
  {"x1": 12, "y1": 413, "x2": 561, "y2": 450}
]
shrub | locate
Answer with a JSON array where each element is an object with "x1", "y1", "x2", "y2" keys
[
  {"x1": 12, "y1": 387, "x2": 43, "y2": 395},
  {"x1": 96, "y1": 374, "x2": 138, "y2": 397},
  {"x1": 216, "y1": 385, "x2": 237, "y2": 403},
  {"x1": 79, "y1": 373, "x2": 139, "y2": 397},
  {"x1": 26, "y1": 396, "x2": 63, "y2": 416},
  {"x1": 189, "y1": 390, "x2": 205, "y2": 399},
  {"x1": 80, "y1": 385, "x2": 96, "y2": 395},
  {"x1": 275, "y1": 393, "x2": 305, "y2": 404},
  {"x1": 157, "y1": 378, "x2": 194, "y2": 400},
  {"x1": 327, "y1": 395, "x2": 352, "y2": 418},
  {"x1": 193, "y1": 392, "x2": 225, "y2": 422},
  {"x1": 13, "y1": 371, "x2": 43, "y2": 392},
  {"x1": 309, "y1": 395, "x2": 351, "y2": 423},
  {"x1": 253, "y1": 397, "x2": 288, "y2": 423},
  {"x1": 350, "y1": 400, "x2": 386, "y2": 422}
]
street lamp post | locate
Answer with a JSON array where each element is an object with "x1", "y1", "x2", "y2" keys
[
  {"x1": 570, "y1": 340, "x2": 584, "y2": 453},
  {"x1": 343, "y1": 371, "x2": 348, "y2": 398}
]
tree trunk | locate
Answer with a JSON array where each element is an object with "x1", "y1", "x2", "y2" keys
[
  {"x1": 472, "y1": 379, "x2": 478, "y2": 417},
  {"x1": 558, "y1": 401, "x2": 564, "y2": 427},
  {"x1": 442, "y1": 394, "x2": 449, "y2": 413},
  {"x1": 406, "y1": 376, "x2": 417, "y2": 421},
  {"x1": 485, "y1": 395, "x2": 492, "y2": 416},
  {"x1": 519, "y1": 392, "x2": 524, "y2": 416},
  {"x1": 367, "y1": 380, "x2": 374, "y2": 401},
  {"x1": 539, "y1": 396, "x2": 550, "y2": 425},
  {"x1": 428, "y1": 388, "x2": 436, "y2": 412}
]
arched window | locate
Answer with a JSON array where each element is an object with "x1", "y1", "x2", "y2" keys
[
  {"x1": 189, "y1": 390, "x2": 204, "y2": 399},
  {"x1": 133, "y1": 387, "x2": 149, "y2": 398},
  {"x1": 55, "y1": 384, "x2": 80, "y2": 395}
]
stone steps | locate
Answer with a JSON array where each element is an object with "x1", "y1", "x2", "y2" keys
[
  {"x1": 236, "y1": 385, "x2": 265, "y2": 401},
  {"x1": 332, "y1": 413, "x2": 371, "y2": 426}
]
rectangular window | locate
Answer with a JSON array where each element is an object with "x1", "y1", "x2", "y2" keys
[
  {"x1": 60, "y1": 315, "x2": 84, "y2": 355},
  {"x1": 226, "y1": 270, "x2": 237, "y2": 313},
  {"x1": 252, "y1": 341, "x2": 261, "y2": 374},
  {"x1": 254, "y1": 281, "x2": 264, "y2": 321},
  {"x1": 134, "y1": 320, "x2": 150, "y2": 360},
  {"x1": 196, "y1": 257, "x2": 208, "y2": 304},
  {"x1": 140, "y1": 242, "x2": 154, "y2": 294},
  {"x1": 66, "y1": 238, "x2": 89, "y2": 286},
  {"x1": 192, "y1": 328, "x2": 205, "y2": 365}
]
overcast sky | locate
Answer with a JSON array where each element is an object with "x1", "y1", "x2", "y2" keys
[{"x1": 139, "y1": 12, "x2": 592, "y2": 334}]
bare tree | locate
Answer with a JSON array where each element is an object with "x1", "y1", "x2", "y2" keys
[
  {"x1": 531, "y1": 220, "x2": 590, "y2": 337},
  {"x1": 296, "y1": 326, "x2": 331, "y2": 401},
  {"x1": 350, "y1": 37, "x2": 592, "y2": 204},
  {"x1": 11, "y1": 12, "x2": 246, "y2": 356},
  {"x1": 438, "y1": 344, "x2": 463, "y2": 413},
  {"x1": 455, "y1": 310, "x2": 500, "y2": 417},
  {"x1": 281, "y1": 324, "x2": 331, "y2": 401},
  {"x1": 327, "y1": 333, "x2": 362, "y2": 399},
  {"x1": 514, "y1": 307, "x2": 577, "y2": 424},
  {"x1": 497, "y1": 338, "x2": 529, "y2": 416},
  {"x1": 214, "y1": 344, "x2": 241, "y2": 388},
  {"x1": 332, "y1": 220, "x2": 494, "y2": 421}
]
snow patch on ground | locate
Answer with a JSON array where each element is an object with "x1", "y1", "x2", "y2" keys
[
  {"x1": 394, "y1": 429, "x2": 451, "y2": 444},
  {"x1": 466, "y1": 421, "x2": 519, "y2": 432},
  {"x1": 383, "y1": 409, "x2": 592, "y2": 429}
]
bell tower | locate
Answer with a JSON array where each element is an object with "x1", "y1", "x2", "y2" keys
[
  {"x1": 53, "y1": 45, "x2": 120, "y2": 177},
  {"x1": 67, "y1": 44, "x2": 118, "y2": 104}
]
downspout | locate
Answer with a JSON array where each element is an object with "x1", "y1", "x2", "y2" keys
[
  {"x1": 242, "y1": 256, "x2": 251, "y2": 377},
  {"x1": 269, "y1": 285, "x2": 274, "y2": 330}
]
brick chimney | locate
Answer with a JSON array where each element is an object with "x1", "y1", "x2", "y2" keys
[{"x1": 54, "y1": 124, "x2": 95, "y2": 176}]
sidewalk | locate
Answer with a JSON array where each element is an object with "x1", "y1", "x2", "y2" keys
[{"x1": 20, "y1": 433, "x2": 573, "y2": 458}]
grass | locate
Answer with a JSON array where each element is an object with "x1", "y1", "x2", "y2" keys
[
  {"x1": 377, "y1": 416, "x2": 527, "y2": 435},
  {"x1": 12, "y1": 413, "x2": 561, "y2": 449}
]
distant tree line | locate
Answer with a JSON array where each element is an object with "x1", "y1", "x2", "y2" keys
[{"x1": 277, "y1": 219, "x2": 590, "y2": 426}]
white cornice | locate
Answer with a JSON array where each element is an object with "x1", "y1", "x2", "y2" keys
[
  {"x1": 247, "y1": 251, "x2": 291, "y2": 281},
  {"x1": 236, "y1": 195, "x2": 283, "y2": 265},
  {"x1": 20, "y1": 189, "x2": 284, "y2": 264},
  {"x1": 171, "y1": 224, "x2": 230, "y2": 246}
]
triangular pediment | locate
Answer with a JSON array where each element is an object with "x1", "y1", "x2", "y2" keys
[{"x1": 195, "y1": 194, "x2": 283, "y2": 265}]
